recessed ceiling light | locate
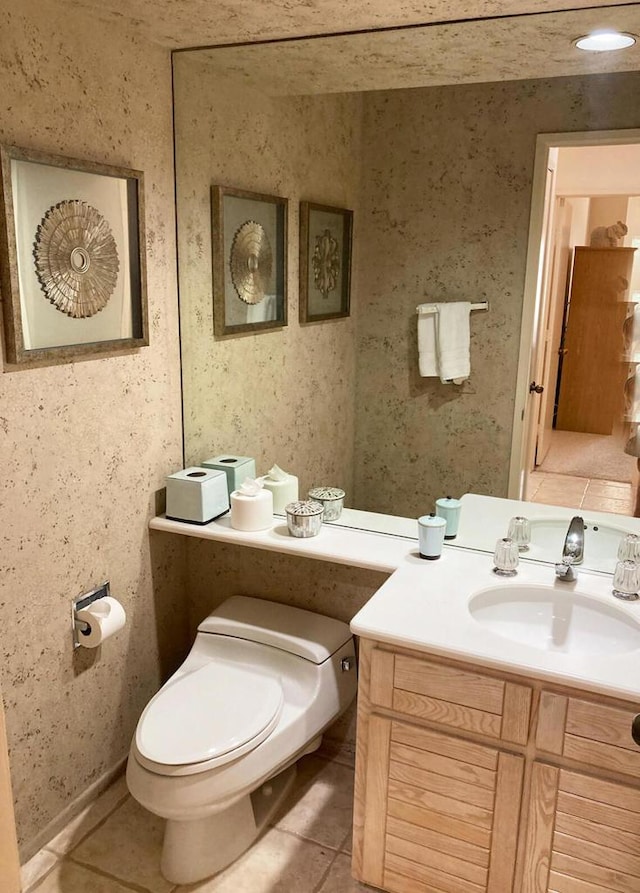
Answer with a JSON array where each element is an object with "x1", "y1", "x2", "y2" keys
[{"x1": 574, "y1": 30, "x2": 636, "y2": 52}]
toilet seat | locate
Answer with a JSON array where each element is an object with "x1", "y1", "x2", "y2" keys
[{"x1": 135, "y1": 662, "x2": 284, "y2": 773}]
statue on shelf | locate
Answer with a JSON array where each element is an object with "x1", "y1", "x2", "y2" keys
[{"x1": 589, "y1": 219, "x2": 629, "y2": 248}]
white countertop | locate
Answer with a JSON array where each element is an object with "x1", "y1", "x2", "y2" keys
[{"x1": 350, "y1": 549, "x2": 640, "y2": 702}]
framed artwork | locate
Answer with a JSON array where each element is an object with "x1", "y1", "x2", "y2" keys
[
  {"x1": 299, "y1": 201, "x2": 353, "y2": 323},
  {"x1": 211, "y1": 185, "x2": 288, "y2": 335},
  {"x1": 0, "y1": 144, "x2": 148, "y2": 368}
]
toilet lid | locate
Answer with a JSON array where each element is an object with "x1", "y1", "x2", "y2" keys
[{"x1": 136, "y1": 663, "x2": 284, "y2": 767}]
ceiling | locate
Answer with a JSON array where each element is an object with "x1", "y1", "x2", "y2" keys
[{"x1": 58, "y1": 0, "x2": 640, "y2": 51}]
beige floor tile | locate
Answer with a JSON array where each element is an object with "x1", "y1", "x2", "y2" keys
[
  {"x1": 316, "y1": 853, "x2": 379, "y2": 892},
  {"x1": 591, "y1": 476, "x2": 632, "y2": 489},
  {"x1": 175, "y1": 826, "x2": 333, "y2": 893},
  {"x1": 21, "y1": 848, "x2": 58, "y2": 892},
  {"x1": 47, "y1": 776, "x2": 130, "y2": 856},
  {"x1": 585, "y1": 480, "x2": 633, "y2": 497},
  {"x1": 581, "y1": 495, "x2": 633, "y2": 514},
  {"x1": 70, "y1": 797, "x2": 173, "y2": 893},
  {"x1": 341, "y1": 829, "x2": 353, "y2": 856},
  {"x1": 534, "y1": 480, "x2": 588, "y2": 496},
  {"x1": 273, "y1": 756, "x2": 354, "y2": 849},
  {"x1": 31, "y1": 861, "x2": 137, "y2": 892},
  {"x1": 530, "y1": 491, "x2": 585, "y2": 509},
  {"x1": 534, "y1": 472, "x2": 589, "y2": 484}
]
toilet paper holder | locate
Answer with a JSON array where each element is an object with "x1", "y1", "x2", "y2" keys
[{"x1": 72, "y1": 581, "x2": 110, "y2": 649}]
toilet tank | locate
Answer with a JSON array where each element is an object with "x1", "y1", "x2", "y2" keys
[{"x1": 198, "y1": 596, "x2": 352, "y2": 664}]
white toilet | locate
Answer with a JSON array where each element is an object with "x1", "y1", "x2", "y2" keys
[{"x1": 126, "y1": 595, "x2": 357, "y2": 884}]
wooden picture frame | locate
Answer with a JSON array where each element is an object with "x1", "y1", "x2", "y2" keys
[
  {"x1": 299, "y1": 201, "x2": 352, "y2": 323},
  {"x1": 0, "y1": 144, "x2": 148, "y2": 369},
  {"x1": 211, "y1": 185, "x2": 288, "y2": 336}
]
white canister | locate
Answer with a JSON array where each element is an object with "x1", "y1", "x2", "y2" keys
[
  {"x1": 230, "y1": 481, "x2": 274, "y2": 531},
  {"x1": 260, "y1": 464, "x2": 299, "y2": 514},
  {"x1": 418, "y1": 513, "x2": 447, "y2": 560},
  {"x1": 435, "y1": 496, "x2": 462, "y2": 539}
]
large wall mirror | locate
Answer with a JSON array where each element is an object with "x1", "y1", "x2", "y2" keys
[{"x1": 173, "y1": 6, "x2": 640, "y2": 557}]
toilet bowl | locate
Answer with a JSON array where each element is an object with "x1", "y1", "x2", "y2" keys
[{"x1": 126, "y1": 596, "x2": 357, "y2": 884}]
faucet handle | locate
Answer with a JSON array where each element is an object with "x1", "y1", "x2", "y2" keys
[
  {"x1": 493, "y1": 537, "x2": 519, "y2": 577},
  {"x1": 618, "y1": 534, "x2": 640, "y2": 562},
  {"x1": 508, "y1": 516, "x2": 531, "y2": 552},
  {"x1": 555, "y1": 555, "x2": 578, "y2": 582},
  {"x1": 613, "y1": 560, "x2": 640, "y2": 601}
]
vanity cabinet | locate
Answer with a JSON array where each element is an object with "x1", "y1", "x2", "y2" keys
[{"x1": 353, "y1": 640, "x2": 640, "y2": 893}]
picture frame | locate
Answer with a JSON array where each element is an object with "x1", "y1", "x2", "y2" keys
[
  {"x1": 211, "y1": 185, "x2": 288, "y2": 336},
  {"x1": 299, "y1": 201, "x2": 353, "y2": 323},
  {"x1": 0, "y1": 144, "x2": 148, "y2": 369}
]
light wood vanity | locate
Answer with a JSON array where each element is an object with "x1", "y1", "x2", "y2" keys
[{"x1": 353, "y1": 638, "x2": 640, "y2": 893}]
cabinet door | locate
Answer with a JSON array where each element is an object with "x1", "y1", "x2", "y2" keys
[
  {"x1": 359, "y1": 715, "x2": 524, "y2": 893},
  {"x1": 522, "y1": 763, "x2": 640, "y2": 893}
]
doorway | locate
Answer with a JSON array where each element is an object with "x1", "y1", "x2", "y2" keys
[{"x1": 510, "y1": 131, "x2": 640, "y2": 516}]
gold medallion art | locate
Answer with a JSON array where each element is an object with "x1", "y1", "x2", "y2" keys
[
  {"x1": 312, "y1": 228, "x2": 339, "y2": 299},
  {"x1": 230, "y1": 220, "x2": 273, "y2": 305},
  {"x1": 33, "y1": 200, "x2": 120, "y2": 319}
]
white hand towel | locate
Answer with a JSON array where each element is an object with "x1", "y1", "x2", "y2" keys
[
  {"x1": 417, "y1": 306, "x2": 439, "y2": 377},
  {"x1": 436, "y1": 302, "x2": 471, "y2": 384}
]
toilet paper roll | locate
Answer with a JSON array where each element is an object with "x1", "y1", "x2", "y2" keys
[
  {"x1": 75, "y1": 596, "x2": 126, "y2": 648},
  {"x1": 230, "y1": 487, "x2": 274, "y2": 531}
]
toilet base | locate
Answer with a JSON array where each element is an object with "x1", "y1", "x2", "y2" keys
[{"x1": 160, "y1": 764, "x2": 297, "y2": 884}]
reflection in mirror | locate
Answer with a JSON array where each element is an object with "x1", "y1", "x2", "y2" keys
[{"x1": 173, "y1": 7, "x2": 640, "y2": 558}]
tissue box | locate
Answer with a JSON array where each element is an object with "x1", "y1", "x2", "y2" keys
[
  {"x1": 166, "y1": 467, "x2": 230, "y2": 524},
  {"x1": 201, "y1": 454, "x2": 257, "y2": 496}
]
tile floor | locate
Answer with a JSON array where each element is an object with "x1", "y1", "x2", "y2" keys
[
  {"x1": 526, "y1": 471, "x2": 634, "y2": 516},
  {"x1": 21, "y1": 751, "x2": 376, "y2": 893}
]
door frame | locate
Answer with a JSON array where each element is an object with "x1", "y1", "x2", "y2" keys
[
  {"x1": 508, "y1": 127, "x2": 640, "y2": 499},
  {"x1": 0, "y1": 684, "x2": 20, "y2": 892}
]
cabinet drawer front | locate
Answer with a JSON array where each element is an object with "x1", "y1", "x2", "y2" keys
[
  {"x1": 537, "y1": 692, "x2": 640, "y2": 777},
  {"x1": 370, "y1": 648, "x2": 531, "y2": 745}
]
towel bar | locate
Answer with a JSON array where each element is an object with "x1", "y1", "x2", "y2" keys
[{"x1": 416, "y1": 301, "x2": 489, "y2": 315}]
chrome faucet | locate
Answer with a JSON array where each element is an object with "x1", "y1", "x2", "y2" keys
[{"x1": 554, "y1": 516, "x2": 584, "y2": 582}]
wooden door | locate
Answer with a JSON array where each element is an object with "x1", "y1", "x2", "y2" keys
[
  {"x1": 0, "y1": 686, "x2": 20, "y2": 893},
  {"x1": 358, "y1": 715, "x2": 524, "y2": 893},
  {"x1": 522, "y1": 763, "x2": 640, "y2": 892},
  {"x1": 556, "y1": 247, "x2": 635, "y2": 435}
]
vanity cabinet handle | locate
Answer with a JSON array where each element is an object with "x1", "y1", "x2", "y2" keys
[{"x1": 632, "y1": 715, "x2": 640, "y2": 747}]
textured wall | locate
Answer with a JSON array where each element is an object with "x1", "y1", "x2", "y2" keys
[
  {"x1": 353, "y1": 71, "x2": 640, "y2": 517},
  {"x1": 174, "y1": 53, "x2": 363, "y2": 503},
  {"x1": 0, "y1": 0, "x2": 186, "y2": 855}
]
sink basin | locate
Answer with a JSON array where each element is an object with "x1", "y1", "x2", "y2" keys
[
  {"x1": 527, "y1": 519, "x2": 631, "y2": 573},
  {"x1": 469, "y1": 584, "x2": 640, "y2": 654}
]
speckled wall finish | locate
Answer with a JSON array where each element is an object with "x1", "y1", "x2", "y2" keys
[
  {"x1": 174, "y1": 53, "x2": 363, "y2": 502},
  {"x1": 0, "y1": 0, "x2": 186, "y2": 855},
  {"x1": 353, "y1": 72, "x2": 640, "y2": 517}
]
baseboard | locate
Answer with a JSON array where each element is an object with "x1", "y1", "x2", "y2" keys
[{"x1": 20, "y1": 755, "x2": 127, "y2": 864}]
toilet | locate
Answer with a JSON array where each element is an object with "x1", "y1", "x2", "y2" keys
[{"x1": 126, "y1": 595, "x2": 357, "y2": 884}]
